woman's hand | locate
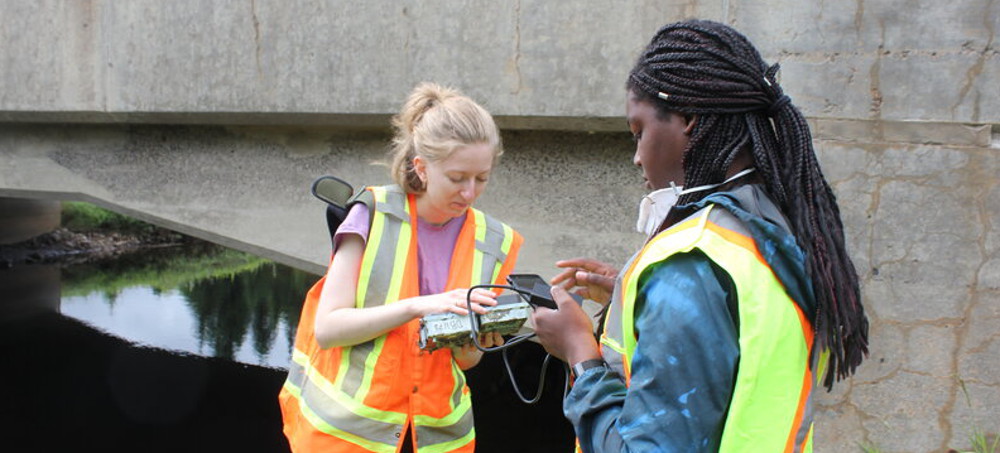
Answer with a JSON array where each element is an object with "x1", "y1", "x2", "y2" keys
[
  {"x1": 409, "y1": 288, "x2": 498, "y2": 318},
  {"x1": 550, "y1": 257, "x2": 619, "y2": 305},
  {"x1": 531, "y1": 286, "x2": 601, "y2": 365},
  {"x1": 452, "y1": 331, "x2": 505, "y2": 370}
]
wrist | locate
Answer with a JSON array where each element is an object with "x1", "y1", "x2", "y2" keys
[
  {"x1": 564, "y1": 335, "x2": 601, "y2": 366},
  {"x1": 405, "y1": 296, "x2": 425, "y2": 319},
  {"x1": 570, "y1": 358, "x2": 607, "y2": 379}
]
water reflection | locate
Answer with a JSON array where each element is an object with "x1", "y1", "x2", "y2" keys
[
  {"x1": 0, "y1": 239, "x2": 574, "y2": 452},
  {"x1": 0, "y1": 243, "x2": 300, "y2": 452},
  {"x1": 58, "y1": 244, "x2": 317, "y2": 368},
  {"x1": 181, "y1": 262, "x2": 314, "y2": 366}
]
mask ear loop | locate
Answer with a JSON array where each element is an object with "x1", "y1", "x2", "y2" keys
[
  {"x1": 647, "y1": 168, "x2": 758, "y2": 236},
  {"x1": 676, "y1": 167, "x2": 757, "y2": 198}
]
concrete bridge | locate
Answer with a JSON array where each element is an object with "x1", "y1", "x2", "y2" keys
[{"x1": 2, "y1": 1, "x2": 998, "y2": 451}]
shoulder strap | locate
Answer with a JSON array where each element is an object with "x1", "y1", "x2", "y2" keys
[
  {"x1": 323, "y1": 186, "x2": 376, "y2": 250},
  {"x1": 346, "y1": 188, "x2": 376, "y2": 229}
]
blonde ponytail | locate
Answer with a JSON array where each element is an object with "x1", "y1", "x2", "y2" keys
[{"x1": 388, "y1": 82, "x2": 502, "y2": 193}]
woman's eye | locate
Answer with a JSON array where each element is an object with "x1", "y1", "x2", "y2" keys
[
  {"x1": 476, "y1": 176, "x2": 489, "y2": 183},
  {"x1": 632, "y1": 131, "x2": 643, "y2": 142}
]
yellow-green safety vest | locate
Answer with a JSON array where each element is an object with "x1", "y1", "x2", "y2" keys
[{"x1": 601, "y1": 204, "x2": 821, "y2": 453}]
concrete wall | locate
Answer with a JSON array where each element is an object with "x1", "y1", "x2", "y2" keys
[
  {"x1": 3, "y1": 1, "x2": 996, "y2": 124},
  {"x1": 1, "y1": 1, "x2": 998, "y2": 452},
  {"x1": 0, "y1": 197, "x2": 61, "y2": 244}
]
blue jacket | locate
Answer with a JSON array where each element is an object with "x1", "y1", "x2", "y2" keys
[{"x1": 565, "y1": 184, "x2": 815, "y2": 452}]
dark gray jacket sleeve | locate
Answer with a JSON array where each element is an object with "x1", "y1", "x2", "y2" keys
[{"x1": 564, "y1": 251, "x2": 740, "y2": 452}]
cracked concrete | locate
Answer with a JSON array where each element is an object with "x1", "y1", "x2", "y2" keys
[{"x1": 813, "y1": 132, "x2": 999, "y2": 452}]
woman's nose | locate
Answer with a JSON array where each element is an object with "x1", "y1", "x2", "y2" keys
[{"x1": 460, "y1": 181, "x2": 476, "y2": 199}]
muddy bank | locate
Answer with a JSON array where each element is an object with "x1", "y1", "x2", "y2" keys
[{"x1": 0, "y1": 227, "x2": 193, "y2": 268}]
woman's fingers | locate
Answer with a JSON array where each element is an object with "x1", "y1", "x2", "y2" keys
[
  {"x1": 469, "y1": 288, "x2": 498, "y2": 306},
  {"x1": 579, "y1": 270, "x2": 616, "y2": 291},
  {"x1": 447, "y1": 288, "x2": 497, "y2": 315},
  {"x1": 550, "y1": 266, "x2": 579, "y2": 287},
  {"x1": 476, "y1": 332, "x2": 504, "y2": 348}
]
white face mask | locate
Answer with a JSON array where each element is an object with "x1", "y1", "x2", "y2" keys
[{"x1": 635, "y1": 168, "x2": 756, "y2": 236}]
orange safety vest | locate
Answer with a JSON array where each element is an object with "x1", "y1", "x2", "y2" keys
[
  {"x1": 600, "y1": 204, "x2": 821, "y2": 453},
  {"x1": 279, "y1": 185, "x2": 523, "y2": 453}
]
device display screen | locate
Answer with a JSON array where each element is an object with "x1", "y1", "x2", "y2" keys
[
  {"x1": 505, "y1": 274, "x2": 557, "y2": 309},
  {"x1": 506, "y1": 274, "x2": 549, "y2": 292}
]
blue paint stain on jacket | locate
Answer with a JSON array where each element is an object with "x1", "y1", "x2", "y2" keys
[{"x1": 563, "y1": 184, "x2": 816, "y2": 453}]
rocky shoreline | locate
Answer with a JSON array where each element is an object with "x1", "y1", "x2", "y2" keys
[{"x1": 0, "y1": 227, "x2": 191, "y2": 268}]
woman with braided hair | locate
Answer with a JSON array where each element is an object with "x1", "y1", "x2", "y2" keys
[{"x1": 532, "y1": 19, "x2": 868, "y2": 452}]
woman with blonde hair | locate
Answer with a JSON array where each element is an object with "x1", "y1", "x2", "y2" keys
[{"x1": 281, "y1": 82, "x2": 523, "y2": 453}]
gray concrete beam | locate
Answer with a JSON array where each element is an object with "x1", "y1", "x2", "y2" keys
[
  {"x1": 2, "y1": 1, "x2": 997, "y2": 126},
  {"x1": 2, "y1": 117, "x2": 994, "y2": 272},
  {"x1": 0, "y1": 122, "x2": 647, "y2": 276}
]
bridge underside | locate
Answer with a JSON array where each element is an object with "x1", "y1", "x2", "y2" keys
[
  {"x1": 0, "y1": 122, "x2": 646, "y2": 275},
  {"x1": 3, "y1": 116, "x2": 1000, "y2": 453}
]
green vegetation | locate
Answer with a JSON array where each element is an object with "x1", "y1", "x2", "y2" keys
[
  {"x1": 956, "y1": 378, "x2": 999, "y2": 453},
  {"x1": 854, "y1": 376, "x2": 998, "y2": 453},
  {"x1": 859, "y1": 379, "x2": 999, "y2": 453},
  {"x1": 61, "y1": 241, "x2": 318, "y2": 364},
  {"x1": 61, "y1": 201, "x2": 156, "y2": 234},
  {"x1": 57, "y1": 200, "x2": 321, "y2": 366},
  {"x1": 180, "y1": 261, "x2": 317, "y2": 362},
  {"x1": 61, "y1": 244, "x2": 267, "y2": 298},
  {"x1": 858, "y1": 441, "x2": 883, "y2": 452}
]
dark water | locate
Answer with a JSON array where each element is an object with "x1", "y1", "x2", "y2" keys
[{"x1": 0, "y1": 242, "x2": 573, "y2": 452}]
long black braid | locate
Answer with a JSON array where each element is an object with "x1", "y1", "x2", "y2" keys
[{"x1": 628, "y1": 19, "x2": 868, "y2": 389}]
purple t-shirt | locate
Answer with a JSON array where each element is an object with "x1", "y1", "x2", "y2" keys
[{"x1": 334, "y1": 203, "x2": 465, "y2": 296}]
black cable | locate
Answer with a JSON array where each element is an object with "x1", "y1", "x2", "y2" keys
[{"x1": 462, "y1": 284, "x2": 569, "y2": 404}]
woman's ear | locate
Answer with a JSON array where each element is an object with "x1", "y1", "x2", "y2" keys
[
  {"x1": 683, "y1": 114, "x2": 698, "y2": 135},
  {"x1": 412, "y1": 155, "x2": 427, "y2": 183}
]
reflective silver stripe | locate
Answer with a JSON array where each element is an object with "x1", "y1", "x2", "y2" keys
[
  {"x1": 285, "y1": 356, "x2": 307, "y2": 390},
  {"x1": 794, "y1": 389, "x2": 815, "y2": 453},
  {"x1": 600, "y1": 252, "x2": 637, "y2": 376},
  {"x1": 341, "y1": 340, "x2": 377, "y2": 397},
  {"x1": 710, "y1": 200, "x2": 818, "y2": 448},
  {"x1": 415, "y1": 409, "x2": 475, "y2": 449},
  {"x1": 379, "y1": 186, "x2": 410, "y2": 223},
  {"x1": 475, "y1": 211, "x2": 508, "y2": 284},
  {"x1": 365, "y1": 190, "x2": 408, "y2": 309},
  {"x1": 706, "y1": 207, "x2": 751, "y2": 237},
  {"x1": 793, "y1": 344, "x2": 822, "y2": 452},
  {"x1": 291, "y1": 360, "x2": 405, "y2": 449},
  {"x1": 450, "y1": 361, "x2": 464, "y2": 409}
]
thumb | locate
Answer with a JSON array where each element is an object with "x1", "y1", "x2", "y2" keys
[{"x1": 550, "y1": 285, "x2": 573, "y2": 309}]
